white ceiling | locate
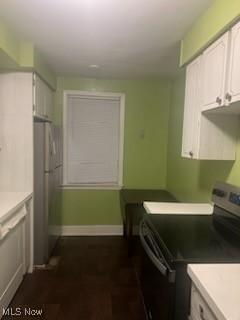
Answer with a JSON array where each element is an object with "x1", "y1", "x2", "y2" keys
[{"x1": 0, "y1": 0, "x2": 212, "y2": 79}]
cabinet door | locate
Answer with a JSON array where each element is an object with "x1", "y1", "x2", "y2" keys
[
  {"x1": 0, "y1": 221, "x2": 23, "y2": 316},
  {"x1": 33, "y1": 74, "x2": 45, "y2": 117},
  {"x1": 202, "y1": 32, "x2": 229, "y2": 111},
  {"x1": 190, "y1": 284, "x2": 217, "y2": 320},
  {"x1": 226, "y1": 21, "x2": 240, "y2": 105},
  {"x1": 182, "y1": 56, "x2": 201, "y2": 159}
]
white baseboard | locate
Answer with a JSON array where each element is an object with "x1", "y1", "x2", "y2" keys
[
  {"x1": 49, "y1": 225, "x2": 62, "y2": 236},
  {"x1": 59, "y1": 225, "x2": 123, "y2": 236}
]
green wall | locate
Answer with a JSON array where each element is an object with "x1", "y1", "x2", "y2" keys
[
  {"x1": 0, "y1": 20, "x2": 20, "y2": 65},
  {"x1": 55, "y1": 77, "x2": 171, "y2": 225},
  {"x1": 59, "y1": 190, "x2": 122, "y2": 225},
  {"x1": 167, "y1": 71, "x2": 240, "y2": 202},
  {"x1": 180, "y1": 0, "x2": 240, "y2": 66}
]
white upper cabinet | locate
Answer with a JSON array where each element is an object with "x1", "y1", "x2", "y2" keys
[
  {"x1": 44, "y1": 83, "x2": 54, "y2": 120},
  {"x1": 33, "y1": 74, "x2": 54, "y2": 121},
  {"x1": 182, "y1": 20, "x2": 240, "y2": 160},
  {"x1": 182, "y1": 57, "x2": 238, "y2": 160},
  {"x1": 202, "y1": 32, "x2": 229, "y2": 112},
  {"x1": 182, "y1": 56, "x2": 201, "y2": 159},
  {"x1": 33, "y1": 74, "x2": 45, "y2": 117},
  {"x1": 226, "y1": 20, "x2": 240, "y2": 105}
]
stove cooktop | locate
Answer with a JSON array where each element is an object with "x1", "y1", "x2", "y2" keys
[{"x1": 145, "y1": 207, "x2": 240, "y2": 265}]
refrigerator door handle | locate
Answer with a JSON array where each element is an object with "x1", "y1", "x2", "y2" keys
[
  {"x1": 48, "y1": 125, "x2": 56, "y2": 155},
  {"x1": 45, "y1": 169, "x2": 54, "y2": 174}
]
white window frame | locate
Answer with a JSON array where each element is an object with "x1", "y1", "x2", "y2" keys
[{"x1": 63, "y1": 90, "x2": 125, "y2": 189}]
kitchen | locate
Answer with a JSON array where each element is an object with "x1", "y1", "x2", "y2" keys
[{"x1": 0, "y1": 0, "x2": 240, "y2": 319}]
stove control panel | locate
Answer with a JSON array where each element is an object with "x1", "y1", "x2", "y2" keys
[
  {"x1": 229, "y1": 192, "x2": 240, "y2": 206},
  {"x1": 212, "y1": 188, "x2": 226, "y2": 198},
  {"x1": 212, "y1": 182, "x2": 240, "y2": 217}
]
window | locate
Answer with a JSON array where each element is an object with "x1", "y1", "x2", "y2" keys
[{"x1": 63, "y1": 91, "x2": 125, "y2": 188}]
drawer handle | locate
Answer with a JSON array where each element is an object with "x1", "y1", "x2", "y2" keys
[
  {"x1": 225, "y1": 92, "x2": 232, "y2": 102},
  {"x1": 199, "y1": 305, "x2": 207, "y2": 320},
  {"x1": 216, "y1": 96, "x2": 222, "y2": 105}
]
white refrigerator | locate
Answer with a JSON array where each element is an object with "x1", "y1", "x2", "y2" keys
[{"x1": 34, "y1": 121, "x2": 62, "y2": 265}]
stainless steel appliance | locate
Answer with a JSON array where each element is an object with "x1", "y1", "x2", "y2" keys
[
  {"x1": 140, "y1": 182, "x2": 240, "y2": 320},
  {"x1": 34, "y1": 121, "x2": 62, "y2": 265}
]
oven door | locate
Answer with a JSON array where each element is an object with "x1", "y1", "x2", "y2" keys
[{"x1": 140, "y1": 219, "x2": 176, "y2": 320}]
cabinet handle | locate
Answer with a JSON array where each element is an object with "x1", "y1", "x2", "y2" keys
[
  {"x1": 225, "y1": 92, "x2": 232, "y2": 102},
  {"x1": 189, "y1": 151, "x2": 193, "y2": 157},
  {"x1": 216, "y1": 97, "x2": 222, "y2": 105},
  {"x1": 199, "y1": 305, "x2": 207, "y2": 320}
]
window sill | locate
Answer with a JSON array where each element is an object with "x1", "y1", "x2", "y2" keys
[{"x1": 61, "y1": 184, "x2": 123, "y2": 190}]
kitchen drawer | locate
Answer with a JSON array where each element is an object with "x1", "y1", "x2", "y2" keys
[{"x1": 190, "y1": 284, "x2": 217, "y2": 320}]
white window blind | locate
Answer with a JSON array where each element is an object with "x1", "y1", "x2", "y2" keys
[{"x1": 65, "y1": 94, "x2": 122, "y2": 186}]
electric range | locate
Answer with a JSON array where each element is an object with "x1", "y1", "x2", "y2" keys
[{"x1": 139, "y1": 182, "x2": 240, "y2": 320}]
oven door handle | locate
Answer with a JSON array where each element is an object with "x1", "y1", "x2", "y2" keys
[{"x1": 139, "y1": 220, "x2": 175, "y2": 283}]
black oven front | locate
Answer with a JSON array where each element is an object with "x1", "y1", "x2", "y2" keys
[
  {"x1": 139, "y1": 220, "x2": 176, "y2": 320},
  {"x1": 139, "y1": 182, "x2": 240, "y2": 320}
]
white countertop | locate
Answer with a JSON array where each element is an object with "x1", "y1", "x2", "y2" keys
[
  {"x1": 143, "y1": 202, "x2": 213, "y2": 215},
  {"x1": 188, "y1": 264, "x2": 240, "y2": 320},
  {"x1": 0, "y1": 192, "x2": 33, "y2": 224}
]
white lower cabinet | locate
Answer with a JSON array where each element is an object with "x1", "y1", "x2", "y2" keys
[
  {"x1": 190, "y1": 284, "x2": 217, "y2": 320},
  {"x1": 0, "y1": 200, "x2": 31, "y2": 319},
  {"x1": 0, "y1": 219, "x2": 23, "y2": 317}
]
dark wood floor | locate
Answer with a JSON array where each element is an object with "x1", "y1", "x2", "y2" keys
[{"x1": 4, "y1": 237, "x2": 146, "y2": 320}]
